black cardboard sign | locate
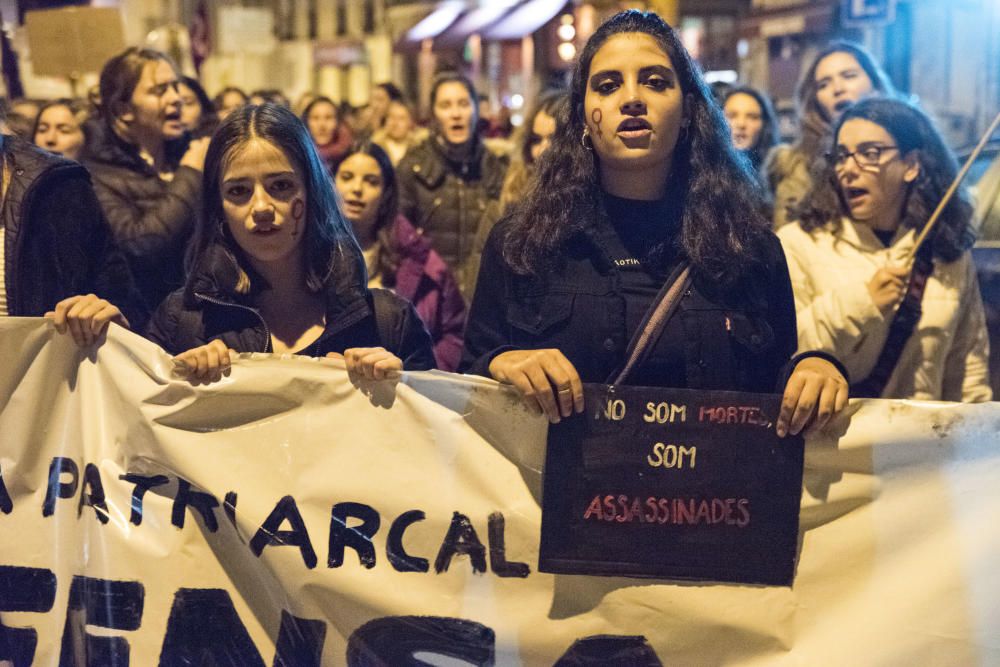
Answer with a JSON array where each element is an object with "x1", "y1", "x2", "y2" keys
[{"x1": 539, "y1": 384, "x2": 804, "y2": 586}]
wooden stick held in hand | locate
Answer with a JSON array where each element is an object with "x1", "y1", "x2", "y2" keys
[{"x1": 909, "y1": 109, "x2": 1000, "y2": 261}]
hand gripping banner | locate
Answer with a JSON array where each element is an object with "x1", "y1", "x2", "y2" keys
[{"x1": 0, "y1": 319, "x2": 998, "y2": 665}]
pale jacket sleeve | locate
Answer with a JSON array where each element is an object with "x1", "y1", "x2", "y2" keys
[
  {"x1": 779, "y1": 227, "x2": 887, "y2": 373},
  {"x1": 941, "y1": 258, "x2": 992, "y2": 402}
]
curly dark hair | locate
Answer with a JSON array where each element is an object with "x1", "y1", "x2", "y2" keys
[
  {"x1": 791, "y1": 97, "x2": 975, "y2": 262},
  {"x1": 498, "y1": 10, "x2": 770, "y2": 285},
  {"x1": 794, "y1": 41, "x2": 896, "y2": 161},
  {"x1": 722, "y1": 85, "x2": 779, "y2": 172},
  {"x1": 335, "y1": 141, "x2": 403, "y2": 287}
]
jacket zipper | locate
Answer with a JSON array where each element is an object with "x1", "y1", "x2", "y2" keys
[{"x1": 194, "y1": 292, "x2": 273, "y2": 353}]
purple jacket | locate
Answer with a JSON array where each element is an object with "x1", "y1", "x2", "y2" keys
[{"x1": 391, "y1": 215, "x2": 466, "y2": 371}]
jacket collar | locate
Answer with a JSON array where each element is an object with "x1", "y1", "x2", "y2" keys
[
  {"x1": 835, "y1": 216, "x2": 916, "y2": 263},
  {"x1": 186, "y1": 242, "x2": 373, "y2": 328},
  {"x1": 80, "y1": 119, "x2": 188, "y2": 175}
]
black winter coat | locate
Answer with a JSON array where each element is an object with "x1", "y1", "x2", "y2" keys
[
  {"x1": 1, "y1": 136, "x2": 145, "y2": 327},
  {"x1": 146, "y1": 246, "x2": 436, "y2": 370},
  {"x1": 80, "y1": 122, "x2": 200, "y2": 312},
  {"x1": 460, "y1": 219, "x2": 812, "y2": 393},
  {"x1": 396, "y1": 137, "x2": 508, "y2": 298}
]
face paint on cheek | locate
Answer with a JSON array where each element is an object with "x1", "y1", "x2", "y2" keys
[
  {"x1": 591, "y1": 108, "x2": 603, "y2": 137},
  {"x1": 291, "y1": 198, "x2": 305, "y2": 238}
]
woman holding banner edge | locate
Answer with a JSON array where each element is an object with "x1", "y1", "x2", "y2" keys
[
  {"x1": 146, "y1": 103, "x2": 435, "y2": 382},
  {"x1": 459, "y1": 10, "x2": 849, "y2": 437}
]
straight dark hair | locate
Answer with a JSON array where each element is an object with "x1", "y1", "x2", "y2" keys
[
  {"x1": 499, "y1": 10, "x2": 770, "y2": 285},
  {"x1": 179, "y1": 75, "x2": 219, "y2": 138},
  {"x1": 186, "y1": 103, "x2": 363, "y2": 296},
  {"x1": 791, "y1": 97, "x2": 975, "y2": 261},
  {"x1": 337, "y1": 141, "x2": 403, "y2": 286},
  {"x1": 723, "y1": 85, "x2": 779, "y2": 172},
  {"x1": 430, "y1": 71, "x2": 479, "y2": 137}
]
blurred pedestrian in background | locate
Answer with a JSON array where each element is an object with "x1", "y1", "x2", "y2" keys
[
  {"x1": 1, "y1": 127, "x2": 145, "y2": 336},
  {"x1": 397, "y1": 72, "x2": 508, "y2": 300},
  {"x1": 302, "y1": 95, "x2": 353, "y2": 174},
  {"x1": 723, "y1": 86, "x2": 779, "y2": 180},
  {"x1": 357, "y1": 82, "x2": 403, "y2": 139},
  {"x1": 81, "y1": 47, "x2": 208, "y2": 312},
  {"x1": 335, "y1": 141, "x2": 465, "y2": 370},
  {"x1": 213, "y1": 86, "x2": 248, "y2": 121},
  {"x1": 372, "y1": 99, "x2": 425, "y2": 166},
  {"x1": 767, "y1": 42, "x2": 896, "y2": 227},
  {"x1": 32, "y1": 98, "x2": 89, "y2": 161},
  {"x1": 178, "y1": 75, "x2": 218, "y2": 138},
  {"x1": 466, "y1": 89, "x2": 567, "y2": 296}
]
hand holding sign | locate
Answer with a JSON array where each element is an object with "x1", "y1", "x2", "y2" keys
[
  {"x1": 778, "y1": 356, "x2": 848, "y2": 437},
  {"x1": 488, "y1": 348, "x2": 585, "y2": 423}
]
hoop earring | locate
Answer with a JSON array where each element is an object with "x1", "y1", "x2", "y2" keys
[{"x1": 581, "y1": 127, "x2": 593, "y2": 151}]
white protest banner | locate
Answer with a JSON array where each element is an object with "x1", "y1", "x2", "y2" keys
[{"x1": 0, "y1": 318, "x2": 998, "y2": 665}]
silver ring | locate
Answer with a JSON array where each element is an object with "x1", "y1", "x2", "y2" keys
[{"x1": 558, "y1": 387, "x2": 573, "y2": 395}]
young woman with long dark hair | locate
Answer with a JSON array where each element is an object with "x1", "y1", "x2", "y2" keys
[
  {"x1": 334, "y1": 141, "x2": 465, "y2": 371},
  {"x1": 460, "y1": 10, "x2": 848, "y2": 436},
  {"x1": 146, "y1": 104, "x2": 435, "y2": 382},
  {"x1": 722, "y1": 85, "x2": 779, "y2": 176},
  {"x1": 780, "y1": 98, "x2": 990, "y2": 401}
]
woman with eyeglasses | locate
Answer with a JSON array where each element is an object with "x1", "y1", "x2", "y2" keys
[
  {"x1": 767, "y1": 42, "x2": 896, "y2": 228},
  {"x1": 778, "y1": 98, "x2": 990, "y2": 401}
]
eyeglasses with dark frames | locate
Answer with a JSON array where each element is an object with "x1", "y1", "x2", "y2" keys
[{"x1": 827, "y1": 143, "x2": 900, "y2": 172}]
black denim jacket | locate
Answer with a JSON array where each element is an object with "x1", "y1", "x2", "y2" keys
[{"x1": 460, "y1": 220, "x2": 837, "y2": 393}]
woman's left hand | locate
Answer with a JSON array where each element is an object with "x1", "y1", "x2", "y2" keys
[
  {"x1": 777, "y1": 356, "x2": 849, "y2": 437},
  {"x1": 329, "y1": 347, "x2": 403, "y2": 380},
  {"x1": 45, "y1": 294, "x2": 130, "y2": 347}
]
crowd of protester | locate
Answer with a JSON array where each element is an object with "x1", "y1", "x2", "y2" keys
[{"x1": 0, "y1": 8, "x2": 992, "y2": 421}]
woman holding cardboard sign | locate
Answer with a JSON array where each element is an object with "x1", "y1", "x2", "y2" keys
[
  {"x1": 779, "y1": 98, "x2": 990, "y2": 401},
  {"x1": 460, "y1": 10, "x2": 849, "y2": 436}
]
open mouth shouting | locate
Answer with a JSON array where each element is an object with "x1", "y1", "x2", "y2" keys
[
  {"x1": 617, "y1": 117, "x2": 653, "y2": 141},
  {"x1": 833, "y1": 99, "x2": 853, "y2": 114},
  {"x1": 843, "y1": 185, "x2": 869, "y2": 206}
]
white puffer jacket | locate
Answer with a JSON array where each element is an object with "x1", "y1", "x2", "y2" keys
[{"x1": 778, "y1": 219, "x2": 992, "y2": 402}]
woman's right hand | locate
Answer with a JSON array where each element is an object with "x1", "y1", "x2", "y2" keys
[
  {"x1": 173, "y1": 339, "x2": 233, "y2": 384},
  {"x1": 867, "y1": 265, "x2": 909, "y2": 314},
  {"x1": 179, "y1": 137, "x2": 210, "y2": 172},
  {"x1": 488, "y1": 349, "x2": 585, "y2": 423}
]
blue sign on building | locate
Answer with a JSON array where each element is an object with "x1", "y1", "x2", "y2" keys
[{"x1": 841, "y1": 0, "x2": 897, "y2": 27}]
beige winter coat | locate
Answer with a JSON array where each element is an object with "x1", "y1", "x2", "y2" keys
[
  {"x1": 777, "y1": 219, "x2": 992, "y2": 402},
  {"x1": 766, "y1": 144, "x2": 813, "y2": 229}
]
